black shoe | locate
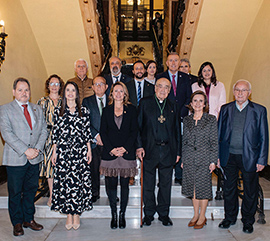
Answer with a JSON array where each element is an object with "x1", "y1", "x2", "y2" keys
[
  {"x1": 218, "y1": 219, "x2": 236, "y2": 229},
  {"x1": 119, "y1": 211, "x2": 126, "y2": 229},
  {"x1": 175, "y1": 178, "x2": 182, "y2": 185},
  {"x1": 243, "y1": 223, "x2": 253, "y2": 234},
  {"x1": 142, "y1": 216, "x2": 154, "y2": 226},
  {"x1": 110, "y1": 212, "x2": 118, "y2": 229},
  {"x1": 92, "y1": 195, "x2": 100, "y2": 203},
  {"x1": 158, "y1": 216, "x2": 173, "y2": 226},
  {"x1": 116, "y1": 196, "x2": 120, "y2": 202}
]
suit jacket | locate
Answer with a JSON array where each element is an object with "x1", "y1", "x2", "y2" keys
[
  {"x1": 104, "y1": 73, "x2": 132, "y2": 94},
  {"x1": 156, "y1": 70, "x2": 192, "y2": 119},
  {"x1": 82, "y1": 95, "x2": 108, "y2": 149},
  {"x1": 218, "y1": 101, "x2": 269, "y2": 172},
  {"x1": 100, "y1": 104, "x2": 138, "y2": 160},
  {"x1": 0, "y1": 100, "x2": 47, "y2": 166},
  {"x1": 137, "y1": 96, "x2": 181, "y2": 164},
  {"x1": 192, "y1": 81, "x2": 226, "y2": 118},
  {"x1": 188, "y1": 73, "x2": 198, "y2": 85},
  {"x1": 125, "y1": 79, "x2": 155, "y2": 107}
]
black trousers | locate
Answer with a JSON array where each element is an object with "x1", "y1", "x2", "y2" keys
[
  {"x1": 143, "y1": 145, "x2": 174, "y2": 218},
  {"x1": 223, "y1": 153, "x2": 258, "y2": 225},
  {"x1": 6, "y1": 162, "x2": 39, "y2": 226},
  {"x1": 105, "y1": 176, "x2": 129, "y2": 213},
  {"x1": 91, "y1": 145, "x2": 102, "y2": 197}
]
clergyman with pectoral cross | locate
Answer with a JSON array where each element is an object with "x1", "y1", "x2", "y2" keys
[{"x1": 136, "y1": 78, "x2": 181, "y2": 227}]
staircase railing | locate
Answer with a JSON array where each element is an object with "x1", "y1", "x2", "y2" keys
[
  {"x1": 166, "y1": 0, "x2": 185, "y2": 53},
  {"x1": 151, "y1": 26, "x2": 163, "y2": 73}
]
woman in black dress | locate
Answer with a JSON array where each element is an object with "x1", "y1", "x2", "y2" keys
[
  {"x1": 100, "y1": 82, "x2": 138, "y2": 229},
  {"x1": 51, "y1": 81, "x2": 92, "y2": 230},
  {"x1": 181, "y1": 91, "x2": 218, "y2": 229}
]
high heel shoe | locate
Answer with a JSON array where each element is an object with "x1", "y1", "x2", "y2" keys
[
  {"x1": 65, "y1": 215, "x2": 73, "y2": 230},
  {"x1": 119, "y1": 211, "x2": 126, "y2": 229},
  {"x1": 110, "y1": 212, "x2": 118, "y2": 229},
  {"x1": 188, "y1": 218, "x2": 198, "y2": 227},
  {"x1": 73, "y1": 215, "x2": 80, "y2": 230},
  {"x1": 194, "y1": 218, "x2": 207, "y2": 229}
]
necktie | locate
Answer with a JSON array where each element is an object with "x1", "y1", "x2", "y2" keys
[
  {"x1": 172, "y1": 75, "x2": 177, "y2": 96},
  {"x1": 22, "y1": 104, "x2": 32, "y2": 130},
  {"x1": 114, "y1": 76, "x2": 119, "y2": 83},
  {"x1": 98, "y1": 97, "x2": 104, "y2": 115},
  {"x1": 137, "y1": 81, "x2": 141, "y2": 106}
]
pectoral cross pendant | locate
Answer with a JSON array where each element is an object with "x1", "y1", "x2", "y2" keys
[{"x1": 158, "y1": 115, "x2": 166, "y2": 123}]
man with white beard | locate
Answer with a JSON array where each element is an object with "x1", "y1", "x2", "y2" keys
[{"x1": 104, "y1": 56, "x2": 132, "y2": 94}]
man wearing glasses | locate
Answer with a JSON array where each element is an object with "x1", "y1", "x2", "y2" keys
[
  {"x1": 137, "y1": 78, "x2": 181, "y2": 227},
  {"x1": 218, "y1": 79, "x2": 269, "y2": 234},
  {"x1": 82, "y1": 76, "x2": 108, "y2": 203}
]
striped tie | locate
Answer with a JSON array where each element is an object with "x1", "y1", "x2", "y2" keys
[{"x1": 137, "y1": 81, "x2": 141, "y2": 106}]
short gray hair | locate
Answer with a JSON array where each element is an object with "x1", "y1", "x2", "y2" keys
[
  {"x1": 74, "y1": 59, "x2": 89, "y2": 69},
  {"x1": 233, "y1": 79, "x2": 252, "y2": 91},
  {"x1": 180, "y1": 58, "x2": 191, "y2": 67}
]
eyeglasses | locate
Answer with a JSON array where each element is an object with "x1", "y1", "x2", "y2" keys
[
  {"x1": 93, "y1": 83, "x2": 105, "y2": 87},
  {"x1": 234, "y1": 88, "x2": 250, "y2": 93},
  {"x1": 49, "y1": 83, "x2": 60, "y2": 87}
]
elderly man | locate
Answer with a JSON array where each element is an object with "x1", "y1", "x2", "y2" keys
[
  {"x1": 179, "y1": 58, "x2": 198, "y2": 85},
  {"x1": 82, "y1": 76, "x2": 108, "y2": 202},
  {"x1": 157, "y1": 53, "x2": 192, "y2": 185},
  {"x1": 137, "y1": 78, "x2": 181, "y2": 227},
  {"x1": 104, "y1": 56, "x2": 132, "y2": 93},
  {"x1": 218, "y1": 79, "x2": 269, "y2": 234},
  {"x1": 126, "y1": 60, "x2": 154, "y2": 108},
  {"x1": 68, "y1": 59, "x2": 94, "y2": 103},
  {"x1": 0, "y1": 78, "x2": 47, "y2": 236}
]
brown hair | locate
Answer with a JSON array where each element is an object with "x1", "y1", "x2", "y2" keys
[
  {"x1": 187, "y1": 90, "x2": 209, "y2": 113},
  {"x1": 45, "y1": 74, "x2": 64, "y2": 95},
  {"x1": 108, "y1": 82, "x2": 131, "y2": 106}
]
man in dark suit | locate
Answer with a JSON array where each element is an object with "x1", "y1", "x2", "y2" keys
[
  {"x1": 104, "y1": 56, "x2": 132, "y2": 94},
  {"x1": 157, "y1": 53, "x2": 192, "y2": 186},
  {"x1": 0, "y1": 78, "x2": 47, "y2": 236},
  {"x1": 82, "y1": 76, "x2": 108, "y2": 203},
  {"x1": 137, "y1": 78, "x2": 181, "y2": 227},
  {"x1": 180, "y1": 58, "x2": 198, "y2": 85},
  {"x1": 218, "y1": 79, "x2": 269, "y2": 234},
  {"x1": 126, "y1": 60, "x2": 155, "y2": 108}
]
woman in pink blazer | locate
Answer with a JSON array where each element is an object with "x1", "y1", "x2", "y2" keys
[{"x1": 192, "y1": 62, "x2": 226, "y2": 119}]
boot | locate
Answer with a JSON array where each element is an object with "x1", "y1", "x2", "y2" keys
[
  {"x1": 110, "y1": 212, "x2": 118, "y2": 229},
  {"x1": 119, "y1": 211, "x2": 126, "y2": 229}
]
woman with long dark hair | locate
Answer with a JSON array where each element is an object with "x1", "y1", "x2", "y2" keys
[
  {"x1": 51, "y1": 81, "x2": 93, "y2": 230},
  {"x1": 192, "y1": 62, "x2": 226, "y2": 119},
  {"x1": 145, "y1": 60, "x2": 157, "y2": 85},
  {"x1": 100, "y1": 82, "x2": 138, "y2": 229},
  {"x1": 37, "y1": 74, "x2": 64, "y2": 207}
]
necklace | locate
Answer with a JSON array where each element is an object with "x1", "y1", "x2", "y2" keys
[{"x1": 155, "y1": 95, "x2": 167, "y2": 124}]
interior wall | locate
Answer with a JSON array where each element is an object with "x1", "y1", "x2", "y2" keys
[
  {"x1": 232, "y1": 0, "x2": 270, "y2": 163},
  {"x1": 0, "y1": 0, "x2": 47, "y2": 164},
  {"x1": 190, "y1": 0, "x2": 263, "y2": 101}
]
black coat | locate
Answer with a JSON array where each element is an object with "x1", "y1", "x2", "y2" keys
[
  {"x1": 156, "y1": 70, "x2": 192, "y2": 119},
  {"x1": 100, "y1": 104, "x2": 138, "y2": 160},
  {"x1": 82, "y1": 95, "x2": 108, "y2": 149},
  {"x1": 125, "y1": 79, "x2": 155, "y2": 107},
  {"x1": 104, "y1": 73, "x2": 132, "y2": 95},
  {"x1": 137, "y1": 96, "x2": 181, "y2": 164}
]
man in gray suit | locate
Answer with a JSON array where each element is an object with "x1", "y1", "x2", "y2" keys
[{"x1": 0, "y1": 78, "x2": 47, "y2": 236}]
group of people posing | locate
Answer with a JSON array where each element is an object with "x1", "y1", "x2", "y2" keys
[{"x1": 0, "y1": 52, "x2": 268, "y2": 237}]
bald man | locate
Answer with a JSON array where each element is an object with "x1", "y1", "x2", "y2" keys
[{"x1": 137, "y1": 78, "x2": 181, "y2": 227}]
